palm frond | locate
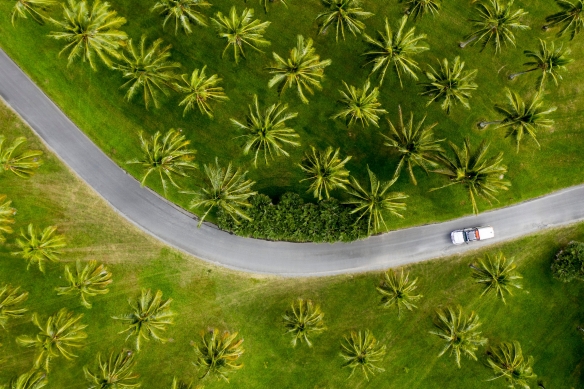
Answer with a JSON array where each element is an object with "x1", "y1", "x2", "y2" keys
[
  {"x1": 231, "y1": 95, "x2": 300, "y2": 166},
  {"x1": 461, "y1": 0, "x2": 529, "y2": 53},
  {"x1": 151, "y1": 0, "x2": 211, "y2": 34},
  {"x1": 11, "y1": 0, "x2": 55, "y2": 26},
  {"x1": 267, "y1": 35, "x2": 332, "y2": 104},
  {"x1": 470, "y1": 253, "x2": 522, "y2": 303},
  {"x1": 492, "y1": 89, "x2": 556, "y2": 152},
  {"x1": 283, "y1": 299, "x2": 326, "y2": 347},
  {"x1": 13, "y1": 224, "x2": 66, "y2": 273},
  {"x1": 432, "y1": 138, "x2": 510, "y2": 215},
  {"x1": 0, "y1": 195, "x2": 17, "y2": 243},
  {"x1": 5, "y1": 370, "x2": 47, "y2": 389},
  {"x1": 344, "y1": 166, "x2": 408, "y2": 234},
  {"x1": 113, "y1": 289, "x2": 174, "y2": 351},
  {"x1": 377, "y1": 269, "x2": 422, "y2": 317},
  {"x1": 84, "y1": 350, "x2": 140, "y2": 389},
  {"x1": 404, "y1": 0, "x2": 441, "y2": 20},
  {"x1": 184, "y1": 158, "x2": 257, "y2": 227},
  {"x1": 429, "y1": 306, "x2": 487, "y2": 368},
  {"x1": 211, "y1": 6, "x2": 271, "y2": 63},
  {"x1": 339, "y1": 330, "x2": 386, "y2": 380},
  {"x1": 316, "y1": 0, "x2": 373, "y2": 42},
  {"x1": 420, "y1": 57, "x2": 478, "y2": 114},
  {"x1": 487, "y1": 341, "x2": 537, "y2": 388},
  {"x1": 56, "y1": 260, "x2": 113, "y2": 308},
  {"x1": 509, "y1": 39, "x2": 573, "y2": 91},
  {"x1": 333, "y1": 79, "x2": 387, "y2": 127},
  {"x1": 0, "y1": 285, "x2": 28, "y2": 329},
  {"x1": 545, "y1": 0, "x2": 584, "y2": 40},
  {"x1": 49, "y1": 0, "x2": 127, "y2": 70},
  {"x1": 298, "y1": 146, "x2": 351, "y2": 200},
  {"x1": 381, "y1": 106, "x2": 443, "y2": 185},
  {"x1": 16, "y1": 308, "x2": 87, "y2": 372},
  {"x1": 126, "y1": 129, "x2": 197, "y2": 196},
  {"x1": 114, "y1": 36, "x2": 181, "y2": 109},
  {"x1": 175, "y1": 66, "x2": 228, "y2": 118},
  {"x1": 192, "y1": 328, "x2": 244, "y2": 381},
  {"x1": 362, "y1": 16, "x2": 428, "y2": 87},
  {"x1": 0, "y1": 136, "x2": 42, "y2": 178}
]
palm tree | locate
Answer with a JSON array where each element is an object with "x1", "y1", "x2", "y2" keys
[
  {"x1": 429, "y1": 306, "x2": 487, "y2": 368},
  {"x1": 16, "y1": 308, "x2": 87, "y2": 372},
  {"x1": 113, "y1": 289, "x2": 174, "y2": 351},
  {"x1": 404, "y1": 0, "x2": 441, "y2": 20},
  {"x1": 175, "y1": 66, "x2": 228, "y2": 118},
  {"x1": 340, "y1": 330, "x2": 386, "y2": 380},
  {"x1": 126, "y1": 129, "x2": 198, "y2": 196},
  {"x1": 13, "y1": 224, "x2": 66, "y2": 273},
  {"x1": 298, "y1": 146, "x2": 351, "y2": 200},
  {"x1": 420, "y1": 57, "x2": 478, "y2": 114},
  {"x1": 545, "y1": 0, "x2": 584, "y2": 40},
  {"x1": 49, "y1": 0, "x2": 127, "y2": 70},
  {"x1": 256, "y1": 0, "x2": 288, "y2": 13},
  {"x1": 487, "y1": 341, "x2": 537, "y2": 388},
  {"x1": 170, "y1": 377, "x2": 198, "y2": 389},
  {"x1": 431, "y1": 138, "x2": 510, "y2": 215},
  {"x1": 362, "y1": 16, "x2": 428, "y2": 87},
  {"x1": 84, "y1": 350, "x2": 140, "y2": 389},
  {"x1": 316, "y1": 0, "x2": 373, "y2": 42},
  {"x1": 184, "y1": 158, "x2": 257, "y2": 227},
  {"x1": 282, "y1": 299, "x2": 326, "y2": 347},
  {"x1": 0, "y1": 195, "x2": 16, "y2": 244},
  {"x1": 211, "y1": 7, "x2": 271, "y2": 64},
  {"x1": 381, "y1": 106, "x2": 444, "y2": 185},
  {"x1": 344, "y1": 166, "x2": 408, "y2": 234},
  {"x1": 377, "y1": 270, "x2": 422, "y2": 318},
  {"x1": 267, "y1": 35, "x2": 332, "y2": 104},
  {"x1": 114, "y1": 36, "x2": 181, "y2": 109},
  {"x1": 192, "y1": 328, "x2": 244, "y2": 381},
  {"x1": 151, "y1": 0, "x2": 211, "y2": 34},
  {"x1": 0, "y1": 285, "x2": 28, "y2": 329},
  {"x1": 333, "y1": 80, "x2": 387, "y2": 127},
  {"x1": 470, "y1": 253, "x2": 522, "y2": 303},
  {"x1": 5, "y1": 370, "x2": 47, "y2": 389},
  {"x1": 480, "y1": 89, "x2": 556, "y2": 152},
  {"x1": 55, "y1": 260, "x2": 113, "y2": 308},
  {"x1": 509, "y1": 39, "x2": 573, "y2": 91},
  {"x1": 231, "y1": 95, "x2": 300, "y2": 166},
  {"x1": 459, "y1": 0, "x2": 529, "y2": 53},
  {"x1": 0, "y1": 136, "x2": 42, "y2": 178},
  {"x1": 11, "y1": 0, "x2": 55, "y2": 25}
]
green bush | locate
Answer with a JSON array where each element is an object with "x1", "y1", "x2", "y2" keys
[
  {"x1": 551, "y1": 241, "x2": 584, "y2": 282},
  {"x1": 217, "y1": 193, "x2": 368, "y2": 243}
]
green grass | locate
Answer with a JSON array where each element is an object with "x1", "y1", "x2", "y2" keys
[
  {"x1": 1, "y1": 0, "x2": 583, "y2": 231},
  {"x1": 1, "y1": 101, "x2": 583, "y2": 388}
]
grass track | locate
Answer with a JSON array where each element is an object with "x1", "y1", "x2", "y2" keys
[
  {"x1": 1, "y1": 101, "x2": 583, "y2": 388},
  {"x1": 0, "y1": 0, "x2": 583, "y2": 230}
]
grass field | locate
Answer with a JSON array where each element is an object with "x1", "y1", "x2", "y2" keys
[
  {"x1": 1, "y1": 101, "x2": 583, "y2": 388},
  {"x1": 0, "y1": 0, "x2": 583, "y2": 231}
]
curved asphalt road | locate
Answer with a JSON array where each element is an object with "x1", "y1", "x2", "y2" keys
[{"x1": 1, "y1": 49, "x2": 584, "y2": 277}]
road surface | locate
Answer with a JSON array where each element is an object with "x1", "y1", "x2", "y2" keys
[{"x1": 1, "y1": 48, "x2": 584, "y2": 277}]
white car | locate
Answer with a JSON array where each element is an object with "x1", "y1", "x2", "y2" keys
[{"x1": 451, "y1": 226, "x2": 494, "y2": 245}]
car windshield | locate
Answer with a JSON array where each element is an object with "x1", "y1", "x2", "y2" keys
[{"x1": 465, "y1": 229, "x2": 478, "y2": 241}]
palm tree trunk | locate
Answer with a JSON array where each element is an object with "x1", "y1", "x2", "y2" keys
[
  {"x1": 508, "y1": 67, "x2": 539, "y2": 80},
  {"x1": 477, "y1": 120, "x2": 503, "y2": 129},
  {"x1": 459, "y1": 35, "x2": 478, "y2": 48}
]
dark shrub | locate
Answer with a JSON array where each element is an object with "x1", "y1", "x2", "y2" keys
[
  {"x1": 551, "y1": 241, "x2": 584, "y2": 282},
  {"x1": 217, "y1": 193, "x2": 368, "y2": 243}
]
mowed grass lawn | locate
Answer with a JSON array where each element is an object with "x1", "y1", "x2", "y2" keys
[
  {"x1": 1, "y1": 102, "x2": 583, "y2": 388},
  {"x1": 1, "y1": 0, "x2": 583, "y2": 230}
]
